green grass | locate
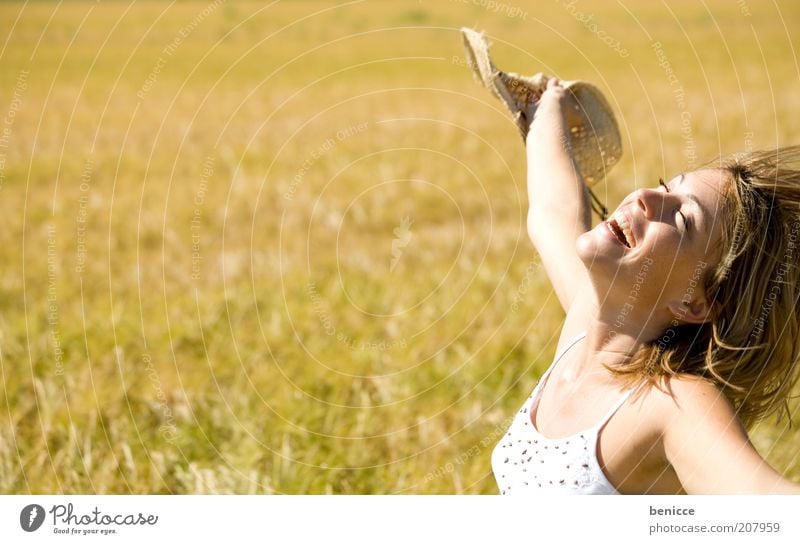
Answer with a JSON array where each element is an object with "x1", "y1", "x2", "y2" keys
[{"x1": 1, "y1": 0, "x2": 799, "y2": 493}]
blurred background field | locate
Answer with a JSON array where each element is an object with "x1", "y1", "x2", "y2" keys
[{"x1": 1, "y1": 0, "x2": 798, "y2": 493}]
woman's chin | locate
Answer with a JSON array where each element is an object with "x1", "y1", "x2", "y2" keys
[{"x1": 576, "y1": 227, "x2": 612, "y2": 263}]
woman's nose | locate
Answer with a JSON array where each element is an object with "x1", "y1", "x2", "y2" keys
[{"x1": 634, "y1": 188, "x2": 669, "y2": 221}]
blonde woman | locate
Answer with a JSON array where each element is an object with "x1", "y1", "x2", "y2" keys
[{"x1": 491, "y1": 77, "x2": 800, "y2": 494}]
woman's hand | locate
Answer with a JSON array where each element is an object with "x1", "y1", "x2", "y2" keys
[
  {"x1": 523, "y1": 77, "x2": 567, "y2": 135},
  {"x1": 540, "y1": 76, "x2": 568, "y2": 103},
  {"x1": 523, "y1": 77, "x2": 568, "y2": 133}
]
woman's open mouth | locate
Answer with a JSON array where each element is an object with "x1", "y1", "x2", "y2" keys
[{"x1": 605, "y1": 212, "x2": 636, "y2": 248}]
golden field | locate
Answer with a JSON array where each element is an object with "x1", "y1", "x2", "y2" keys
[{"x1": 0, "y1": 0, "x2": 798, "y2": 493}]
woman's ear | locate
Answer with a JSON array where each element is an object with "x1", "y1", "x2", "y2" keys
[{"x1": 666, "y1": 297, "x2": 714, "y2": 325}]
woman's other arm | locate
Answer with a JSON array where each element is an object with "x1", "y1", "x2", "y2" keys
[
  {"x1": 526, "y1": 78, "x2": 593, "y2": 313},
  {"x1": 660, "y1": 376, "x2": 800, "y2": 494}
]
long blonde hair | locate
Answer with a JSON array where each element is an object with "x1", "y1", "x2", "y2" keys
[{"x1": 612, "y1": 146, "x2": 800, "y2": 428}]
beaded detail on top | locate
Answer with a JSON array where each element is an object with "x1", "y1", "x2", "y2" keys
[{"x1": 490, "y1": 332, "x2": 637, "y2": 495}]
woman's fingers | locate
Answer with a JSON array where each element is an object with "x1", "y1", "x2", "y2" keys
[
  {"x1": 541, "y1": 77, "x2": 566, "y2": 104},
  {"x1": 546, "y1": 77, "x2": 561, "y2": 89}
]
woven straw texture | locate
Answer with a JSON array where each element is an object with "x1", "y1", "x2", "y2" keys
[{"x1": 461, "y1": 27, "x2": 622, "y2": 186}]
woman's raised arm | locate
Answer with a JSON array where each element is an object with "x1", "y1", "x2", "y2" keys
[{"x1": 525, "y1": 78, "x2": 593, "y2": 313}]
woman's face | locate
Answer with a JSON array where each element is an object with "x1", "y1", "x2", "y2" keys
[{"x1": 577, "y1": 168, "x2": 729, "y2": 323}]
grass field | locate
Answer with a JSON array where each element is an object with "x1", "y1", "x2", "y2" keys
[{"x1": 1, "y1": 0, "x2": 799, "y2": 494}]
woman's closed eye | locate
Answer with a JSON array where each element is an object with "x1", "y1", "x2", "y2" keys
[{"x1": 658, "y1": 178, "x2": 691, "y2": 232}]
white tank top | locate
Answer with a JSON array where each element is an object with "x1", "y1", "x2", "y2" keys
[{"x1": 491, "y1": 331, "x2": 639, "y2": 495}]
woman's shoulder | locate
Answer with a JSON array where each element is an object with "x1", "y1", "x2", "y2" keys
[
  {"x1": 642, "y1": 373, "x2": 783, "y2": 494},
  {"x1": 640, "y1": 373, "x2": 739, "y2": 431},
  {"x1": 650, "y1": 373, "x2": 729, "y2": 404}
]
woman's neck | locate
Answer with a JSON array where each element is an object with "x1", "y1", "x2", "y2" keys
[{"x1": 565, "y1": 282, "x2": 668, "y2": 382}]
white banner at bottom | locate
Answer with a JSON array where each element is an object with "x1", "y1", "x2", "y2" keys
[{"x1": 2, "y1": 495, "x2": 798, "y2": 543}]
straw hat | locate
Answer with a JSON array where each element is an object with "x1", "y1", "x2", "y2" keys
[{"x1": 461, "y1": 28, "x2": 622, "y2": 188}]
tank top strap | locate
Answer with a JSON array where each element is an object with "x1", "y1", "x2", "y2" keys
[
  {"x1": 593, "y1": 380, "x2": 646, "y2": 432},
  {"x1": 538, "y1": 331, "x2": 588, "y2": 386},
  {"x1": 530, "y1": 331, "x2": 587, "y2": 406}
]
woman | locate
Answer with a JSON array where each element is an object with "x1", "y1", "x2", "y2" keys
[{"x1": 491, "y1": 77, "x2": 800, "y2": 494}]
